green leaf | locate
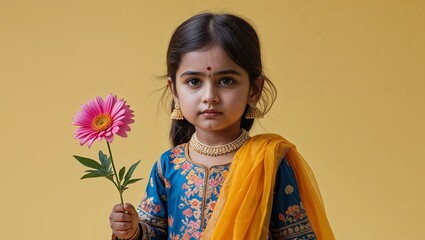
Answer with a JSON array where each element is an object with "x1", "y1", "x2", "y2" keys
[
  {"x1": 105, "y1": 157, "x2": 112, "y2": 170},
  {"x1": 106, "y1": 175, "x2": 115, "y2": 182},
  {"x1": 124, "y1": 160, "x2": 141, "y2": 183},
  {"x1": 118, "y1": 166, "x2": 125, "y2": 181},
  {"x1": 73, "y1": 155, "x2": 102, "y2": 170},
  {"x1": 124, "y1": 178, "x2": 143, "y2": 186},
  {"x1": 100, "y1": 168, "x2": 114, "y2": 178},
  {"x1": 98, "y1": 151, "x2": 110, "y2": 168},
  {"x1": 119, "y1": 185, "x2": 130, "y2": 194},
  {"x1": 80, "y1": 172, "x2": 105, "y2": 179}
]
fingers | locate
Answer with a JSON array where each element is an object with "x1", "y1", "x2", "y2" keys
[
  {"x1": 110, "y1": 211, "x2": 132, "y2": 222},
  {"x1": 114, "y1": 230, "x2": 135, "y2": 239},
  {"x1": 112, "y1": 203, "x2": 125, "y2": 213},
  {"x1": 110, "y1": 220, "x2": 133, "y2": 231},
  {"x1": 110, "y1": 219, "x2": 138, "y2": 239},
  {"x1": 113, "y1": 203, "x2": 137, "y2": 214},
  {"x1": 123, "y1": 203, "x2": 138, "y2": 216},
  {"x1": 110, "y1": 203, "x2": 139, "y2": 239},
  {"x1": 110, "y1": 204, "x2": 131, "y2": 221},
  {"x1": 123, "y1": 203, "x2": 140, "y2": 232}
]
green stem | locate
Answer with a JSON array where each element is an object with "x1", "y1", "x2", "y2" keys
[{"x1": 107, "y1": 141, "x2": 124, "y2": 205}]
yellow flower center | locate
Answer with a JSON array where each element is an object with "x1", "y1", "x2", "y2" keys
[{"x1": 91, "y1": 113, "x2": 113, "y2": 132}]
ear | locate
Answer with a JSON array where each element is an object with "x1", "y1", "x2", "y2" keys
[
  {"x1": 248, "y1": 76, "x2": 264, "y2": 103},
  {"x1": 167, "y1": 77, "x2": 178, "y2": 102}
]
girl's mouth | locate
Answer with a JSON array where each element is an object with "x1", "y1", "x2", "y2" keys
[{"x1": 201, "y1": 109, "x2": 221, "y2": 117}]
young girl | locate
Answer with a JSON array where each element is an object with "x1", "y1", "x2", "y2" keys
[{"x1": 109, "y1": 12, "x2": 335, "y2": 240}]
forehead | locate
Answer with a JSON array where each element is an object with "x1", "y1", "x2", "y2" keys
[{"x1": 177, "y1": 46, "x2": 245, "y2": 73}]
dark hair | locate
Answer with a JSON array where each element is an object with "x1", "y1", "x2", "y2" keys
[{"x1": 165, "y1": 12, "x2": 277, "y2": 146}]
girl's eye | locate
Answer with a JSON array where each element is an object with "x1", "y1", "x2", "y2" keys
[
  {"x1": 186, "y1": 78, "x2": 201, "y2": 87},
  {"x1": 219, "y1": 78, "x2": 235, "y2": 86}
]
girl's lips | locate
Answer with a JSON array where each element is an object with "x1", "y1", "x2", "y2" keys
[
  {"x1": 201, "y1": 109, "x2": 221, "y2": 117},
  {"x1": 202, "y1": 109, "x2": 220, "y2": 114}
]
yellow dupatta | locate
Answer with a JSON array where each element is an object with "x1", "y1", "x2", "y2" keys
[{"x1": 202, "y1": 134, "x2": 335, "y2": 240}]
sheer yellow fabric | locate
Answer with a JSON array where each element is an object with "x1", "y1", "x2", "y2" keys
[{"x1": 202, "y1": 134, "x2": 335, "y2": 240}]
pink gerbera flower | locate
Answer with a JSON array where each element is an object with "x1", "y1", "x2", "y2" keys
[{"x1": 73, "y1": 94, "x2": 135, "y2": 147}]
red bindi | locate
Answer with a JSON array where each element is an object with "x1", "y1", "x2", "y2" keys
[{"x1": 207, "y1": 66, "x2": 212, "y2": 77}]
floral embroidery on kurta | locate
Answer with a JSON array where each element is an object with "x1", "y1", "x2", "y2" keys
[{"x1": 137, "y1": 144, "x2": 316, "y2": 240}]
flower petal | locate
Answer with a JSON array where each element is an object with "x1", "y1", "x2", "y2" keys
[
  {"x1": 73, "y1": 94, "x2": 134, "y2": 147},
  {"x1": 104, "y1": 94, "x2": 116, "y2": 114},
  {"x1": 111, "y1": 100, "x2": 125, "y2": 118}
]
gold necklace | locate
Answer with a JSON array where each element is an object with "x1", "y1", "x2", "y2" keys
[{"x1": 189, "y1": 129, "x2": 250, "y2": 157}]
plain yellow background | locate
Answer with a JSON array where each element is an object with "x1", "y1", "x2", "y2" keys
[{"x1": 1, "y1": 0, "x2": 424, "y2": 239}]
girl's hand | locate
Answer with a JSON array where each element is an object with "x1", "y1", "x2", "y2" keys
[{"x1": 109, "y1": 203, "x2": 140, "y2": 239}]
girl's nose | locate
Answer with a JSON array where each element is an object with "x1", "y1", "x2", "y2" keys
[{"x1": 202, "y1": 82, "x2": 219, "y2": 104}]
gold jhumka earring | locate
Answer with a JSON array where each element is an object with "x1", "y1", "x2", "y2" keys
[
  {"x1": 245, "y1": 103, "x2": 264, "y2": 119},
  {"x1": 170, "y1": 101, "x2": 184, "y2": 120}
]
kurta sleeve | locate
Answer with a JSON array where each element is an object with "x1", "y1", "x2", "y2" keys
[
  {"x1": 136, "y1": 159, "x2": 168, "y2": 240},
  {"x1": 269, "y1": 158, "x2": 317, "y2": 240}
]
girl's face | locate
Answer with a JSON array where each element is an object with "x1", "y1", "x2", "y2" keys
[{"x1": 170, "y1": 46, "x2": 257, "y2": 134}]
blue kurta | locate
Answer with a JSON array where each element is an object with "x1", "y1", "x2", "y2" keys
[{"x1": 136, "y1": 144, "x2": 316, "y2": 240}]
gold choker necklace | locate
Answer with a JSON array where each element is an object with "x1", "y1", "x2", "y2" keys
[{"x1": 189, "y1": 129, "x2": 250, "y2": 157}]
